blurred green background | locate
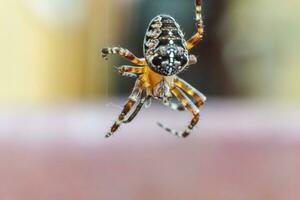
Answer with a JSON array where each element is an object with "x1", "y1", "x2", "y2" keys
[{"x1": 1, "y1": 0, "x2": 299, "y2": 104}]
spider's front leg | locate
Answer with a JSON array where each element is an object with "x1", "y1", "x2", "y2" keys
[
  {"x1": 101, "y1": 47, "x2": 146, "y2": 66},
  {"x1": 115, "y1": 65, "x2": 144, "y2": 78},
  {"x1": 158, "y1": 87, "x2": 200, "y2": 138},
  {"x1": 187, "y1": 0, "x2": 204, "y2": 50}
]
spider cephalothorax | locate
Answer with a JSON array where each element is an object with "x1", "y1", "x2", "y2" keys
[{"x1": 101, "y1": 0, "x2": 206, "y2": 138}]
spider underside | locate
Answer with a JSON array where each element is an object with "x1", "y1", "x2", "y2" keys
[{"x1": 101, "y1": 0, "x2": 206, "y2": 138}]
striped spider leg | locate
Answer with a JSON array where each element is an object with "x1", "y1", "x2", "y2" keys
[
  {"x1": 105, "y1": 81, "x2": 142, "y2": 138},
  {"x1": 187, "y1": 0, "x2": 204, "y2": 50},
  {"x1": 158, "y1": 87, "x2": 200, "y2": 138},
  {"x1": 101, "y1": 47, "x2": 146, "y2": 65},
  {"x1": 123, "y1": 91, "x2": 150, "y2": 124},
  {"x1": 174, "y1": 77, "x2": 206, "y2": 107}
]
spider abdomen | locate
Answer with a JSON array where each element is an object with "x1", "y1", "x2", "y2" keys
[{"x1": 144, "y1": 15, "x2": 189, "y2": 76}]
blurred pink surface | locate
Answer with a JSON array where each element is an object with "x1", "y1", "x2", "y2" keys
[{"x1": 0, "y1": 100, "x2": 299, "y2": 200}]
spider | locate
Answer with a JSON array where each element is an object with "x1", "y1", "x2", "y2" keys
[{"x1": 101, "y1": 0, "x2": 206, "y2": 138}]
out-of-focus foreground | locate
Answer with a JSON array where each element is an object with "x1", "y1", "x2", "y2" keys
[{"x1": 0, "y1": 0, "x2": 299, "y2": 199}]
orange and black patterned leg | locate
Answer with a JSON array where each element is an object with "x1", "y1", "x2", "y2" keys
[
  {"x1": 116, "y1": 65, "x2": 144, "y2": 75},
  {"x1": 187, "y1": 0, "x2": 204, "y2": 50},
  {"x1": 114, "y1": 65, "x2": 144, "y2": 79},
  {"x1": 124, "y1": 92, "x2": 150, "y2": 124},
  {"x1": 106, "y1": 99, "x2": 136, "y2": 138},
  {"x1": 174, "y1": 77, "x2": 206, "y2": 107},
  {"x1": 106, "y1": 80, "x2": 142, "y2": 138},
  {"x1": 101, "y1": 47, "x2": 146, "y2": 66},
  {"x1": 158, "y1": 87, "x2": 200, "y2": 138}
]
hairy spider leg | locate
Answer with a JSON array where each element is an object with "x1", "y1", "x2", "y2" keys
[
  {"x1": 158, "y1": 87, "x2": 200, "y2": 138},
  {"x1": 106, "y1": 99, "x2": 136, "y2": 138},
  {"x1": 101, "y1": 47, "x2": 146, "y2": 65},
  {"x1": 187, "y1": 0, "x2": 204, "y2": 50},
  {"x1": 116, "y1": 65, "x2": 144, "y2": 75},
  {"x1": 174, "y1": 77, "x2": 206, "y2": 107},
  {"x1": 124, "y1": 92, "x2": 150, "y2": 124},
  {"x1": 119, "y1": 72, "x2": 138, "y2": 79},
  {"x1": 106, "y1": 82, "x2": 142, "y2": 138}
]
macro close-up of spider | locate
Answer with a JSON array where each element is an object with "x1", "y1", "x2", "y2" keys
[
  {"x1": 101, "y1": 0, "x2": 207, "y2": 138},
  {"x1": 2, "y1": 0, "x2": 300, "y2": 199}
]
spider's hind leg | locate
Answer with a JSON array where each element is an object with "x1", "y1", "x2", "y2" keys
[{"x1": 158, "y1": 87, "x2": 200, "y2": 138}]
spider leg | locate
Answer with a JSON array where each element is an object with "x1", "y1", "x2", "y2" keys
[
  {"x1": 115, "y1": 65, "x2": 144, "y2": 76},
  {"x1": 186, "y1": 0, "x2": 204, "y2": 50},
  {"x1": 106, "y1": 81, "x2": 142, "y2": 138},
  {"x1": 174, "y1": 77, "x2": 206, "y2": 107},
  {"x1": 101, "y1": 47, "x2": 146, "y2": 66},
  {"x1": 120, "y1": 72, "x2": 138, "y2": 79},
  {"x1": 161, "y1": 98, "x2": 185, "y2": 111},
  {"x1": 106, "y1": 99, "x2": 136, "y2": 138},
  {"x1": 124, "y1": 92, "x2": 150, "y2": 124},
  {"x1": 157, "y1": 87, "x2": 200, "y2": 138}
]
